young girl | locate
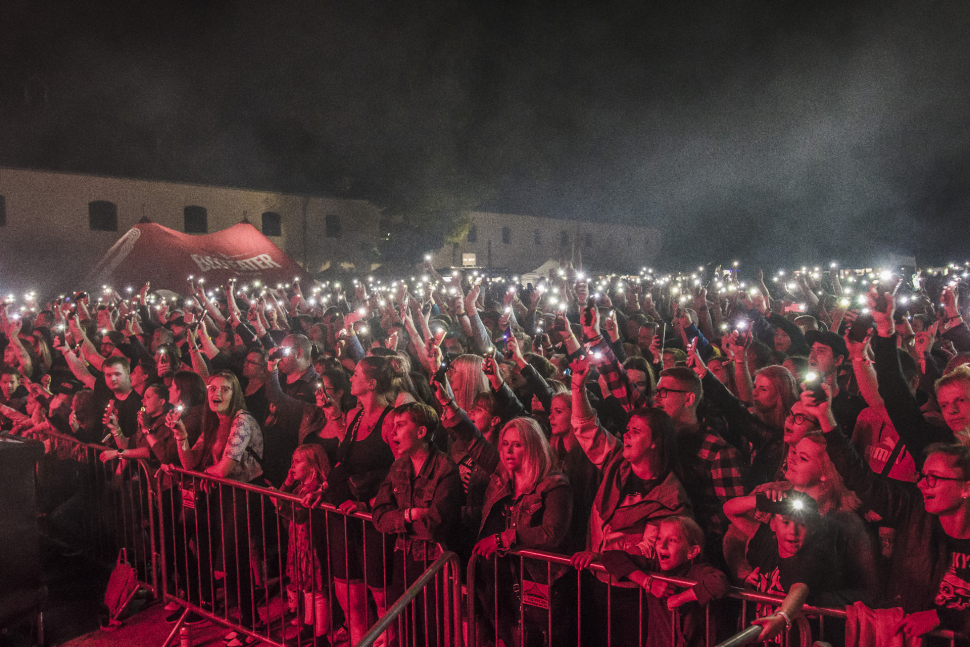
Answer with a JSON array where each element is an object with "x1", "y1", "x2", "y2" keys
[
  {"x1": 601, "y1": 516, "x2": 729, "y2": 647},
  {"x1": 278, "y1": 444, "x2": 332, "y2": 646}
]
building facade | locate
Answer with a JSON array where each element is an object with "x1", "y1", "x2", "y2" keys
[
  {"x1": 0, "y1": 167, "x2": 661, "y2": 293},
  {"x1": 429, "y1": 210, "x2": 661, "y2": 274}
]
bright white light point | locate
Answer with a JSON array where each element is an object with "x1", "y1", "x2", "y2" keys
[
  {"x1": 880, "y1": 270, "x2": 892, "y2": 282},
  {"x1": 791, "y1": 499, "x2": 804, "y2": 511}
]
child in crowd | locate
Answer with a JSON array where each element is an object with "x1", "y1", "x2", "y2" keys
[
  {"x1": 277, "y1": 444, "x2": 332, "y2": 646},
  {"x1": 601, "y1": 516, "x2": 729, "y2": 647}
]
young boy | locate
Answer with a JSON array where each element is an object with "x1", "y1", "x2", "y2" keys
[
  {"x1": 372, "y1": 402, "x2": 465, "y2": 647},
  {"x1": 601, "y1": 516, "x2": 729, "y2": 647}
]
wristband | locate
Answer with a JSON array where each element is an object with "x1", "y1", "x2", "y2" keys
[
  {"x1": 776, "y1": 610, "x2": 792, "y2": 630},
  {"x1": 405, "y1": 508, "x2": 412, "y2": 523}
]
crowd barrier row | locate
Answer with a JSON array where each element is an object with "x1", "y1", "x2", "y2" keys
[{"x1": 29, "y1": 428, "x2": 970, "y2": 647}]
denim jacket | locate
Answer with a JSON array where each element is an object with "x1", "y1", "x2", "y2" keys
[{"x1": 372, "y1": 448, "x2": 464, "y2": 560}]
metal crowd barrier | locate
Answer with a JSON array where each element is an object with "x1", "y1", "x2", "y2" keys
[
  {"x1": 467, "y1": 547, "x2": 969, "y2": 647},
  {"x1": 155, "y1": 466, "x2": 463, "y2": 647},
  {"x1": 31, "y1": 428, "x2": 158, "y2": 598},
  {"x1": 358, "y1": 551, "x2": 464, "y2": 647},
  {"x1": 24, "y1": 432, "x2": 970, "y2": 647}
]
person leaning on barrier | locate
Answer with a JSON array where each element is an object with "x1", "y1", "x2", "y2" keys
[
  {"x1": 372, "y1": 402, "x2": 464, "y2": 647},
  {"x1": 568, "y1": 354, "x2": 693, "y2": 647},
  {"x1": 165, "y1": 371, "x2": 264, "y2": 643},
  {"x1": 600, "y1": 516, "x2": 729, "y2": 647},
  {"x1": 436, "y1": 370, "x2": 572, "y2": 647},
  {"x1": 301, "y1": 355, "x2": 396, "y2": 646},
  {"x1": 806, "y1": 377, "x2": 970, "y2": 640},
  {"x1": 100, "y1": 383, "x2": 176, "y2": 466}
]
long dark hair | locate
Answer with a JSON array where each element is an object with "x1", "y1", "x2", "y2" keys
[
  {"x1": 172, "y1": 370, "x2": 207, "y2": 407},
  {"x1": 322, "y1": 369, "x2": 357, "y2": 412},
  {"x1": 357, "y1": 356, "x2": 395, "y2": 405},
  {"x1": 199, "y1": 371, "x2": 248, "y2": 468},
  {"x1": 628, "y1": 407, "x2": 675, "y2": 477}
]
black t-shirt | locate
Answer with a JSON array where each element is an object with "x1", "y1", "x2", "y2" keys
[
  {"x1": 937, "y1": 535, "x2": 970, "y2": 611},
  {"x1": 93, "y1": 378, "x2": 143, "y2": 439},
  {"x1": 745, "y1": 520, "x2": 848, "y2": 606}
]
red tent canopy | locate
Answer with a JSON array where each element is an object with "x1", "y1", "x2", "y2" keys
[{"x1": 85, "y1": 221, "x2": 312, "y2": 293}]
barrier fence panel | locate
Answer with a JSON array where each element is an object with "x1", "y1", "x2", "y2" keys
[
  {"x1": 466, "y1": 547, "x2": 970, "y2": 647},
  {"x1": 32, "y1": 428, "x2": 158, "y2": 597},
  {"x1": 357, "y1": 551, "x2": 464, "y2": 647},
  {"x1": 156, "y1": 466, "x2": 461, "y2": 647},
  {"x1": 25, "y1": 434, "x2": 970, "y2": 647}
]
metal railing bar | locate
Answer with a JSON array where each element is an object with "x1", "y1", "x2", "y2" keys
[{"x1": 356, "y1": 552, "x2": 458, "y2": 647}]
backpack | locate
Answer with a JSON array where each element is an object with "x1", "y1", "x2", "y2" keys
[{"x1": 102, "y1": 549, "x2": 139, "y2": 628}]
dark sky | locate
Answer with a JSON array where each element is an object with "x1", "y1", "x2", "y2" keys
[{"x1": 2, "y1": 0, "x2": 969, "y2": 269}]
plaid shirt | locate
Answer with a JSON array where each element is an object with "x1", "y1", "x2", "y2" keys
[
  {"x1": 590, "y1": 338, "x2": 647, "y2": 412},
  {"x1": 675, "y1": 424, "x2": 746, "y2": 542}
]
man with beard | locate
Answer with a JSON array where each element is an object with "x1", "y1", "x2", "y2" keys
[{"x1": 276, "y1": 334, "x2": 318, "y2": 404}]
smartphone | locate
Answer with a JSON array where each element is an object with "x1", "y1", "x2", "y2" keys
[
  {"x1": 874, "y1": 278, "x2": 903, "y2": 313},
  {"x1": 848, "y1": 312, "x2": 874, "y2": 343},
  {"x1": 659, "y1": 323, "x2": 667, "y2": 356},
  {"x1": 802, "y1": 371, "x2": 826, "y2": 404}
]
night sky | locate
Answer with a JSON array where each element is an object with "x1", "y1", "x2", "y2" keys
[{"x1": 1, "y1": 0, "x2": 969, "y2": 270}]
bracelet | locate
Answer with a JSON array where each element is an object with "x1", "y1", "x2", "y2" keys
[
  {"x1": 405, "y1": 508, "x2": 412, "y2": 523},
  {"x1": 776, "y1": 610, "x2": 792, "y2": 630}
]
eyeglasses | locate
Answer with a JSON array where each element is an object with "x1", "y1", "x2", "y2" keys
[
  {"x1": 207, "y1": 386, "x2": 233, "y2": 394},
  {"x1": 786, "y1": 412, "x2": 814, "y2": 425},
  {"x1": 916, "y1": 471, "x2": 966, "y2": 488},
  {"x1": 655, "y1": 387, "x2": 690, "y2": 399}
]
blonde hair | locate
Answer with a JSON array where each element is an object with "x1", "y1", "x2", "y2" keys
[
  {"x1": 291, "y1": 444, "x2": 331, "y2": 493},
  {"x1": 661, "y1": 516, "x2": 705, "y2": 557},
  {"x1": 793, "y1": 431, "x2": 861, "y2": 515},
  {"x1": 450, "y1": 354, "x2": 489, "y2": 412},
  {"x1": 937, "y1": 364, "x2": 970, "y2": 393},
  {"x1": 753, "y1": 365, "x2": 800, "y2": 429},
  {"x1": 546, "y1": 379, "x2": 569, "y2": 397},
  {"x1": 500, "y1": 417, "x2": 558, "y2": 493}
]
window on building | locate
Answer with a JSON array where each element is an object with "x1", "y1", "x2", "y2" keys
[
  {"x1": 467, "y1": 225, "x2": 477, "y2": 243},
  {"x1": 584, "y1": 233, "x2": 593, "y2": 248},
  {"x1": 325, "y1": 214, "x2": 342, "y2": 238},
  {"x1": 89, "y1": 200, "x2": 118, "y2": 231},
  {"x1": 0, "y1": 195, "x2": 6, "y2": 227},
  {"x1": 560, "y1": 231, "x2": 569, "y2": 247},
  {"x1": 262, "y1": 211, "x2": 282, "y2": 236},
  {"x1": 184, "y1": 206, "x2": 208, "y2": 233},
  {"x1": 534, "y1": 229, "x2": 541, "y2": 245},
  {"x1": 502, "y1": 226, "x2": 511, "y2": 244}
]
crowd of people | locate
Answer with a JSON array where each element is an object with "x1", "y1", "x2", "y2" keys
[{"x1": 3, "y1": 259, "x2": 970, "y2": 647}]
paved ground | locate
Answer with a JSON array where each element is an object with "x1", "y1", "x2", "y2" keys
[{"x1": 0, "y1": 536, "x2": 331, "y2": 647}]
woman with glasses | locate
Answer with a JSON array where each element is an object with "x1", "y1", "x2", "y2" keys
[
  {"x1": 167, "y1": 371, "x2": 264, "y2": 643},
  {"x1": 804, "y1": 382, "x2": 970, "y2": 641}
]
